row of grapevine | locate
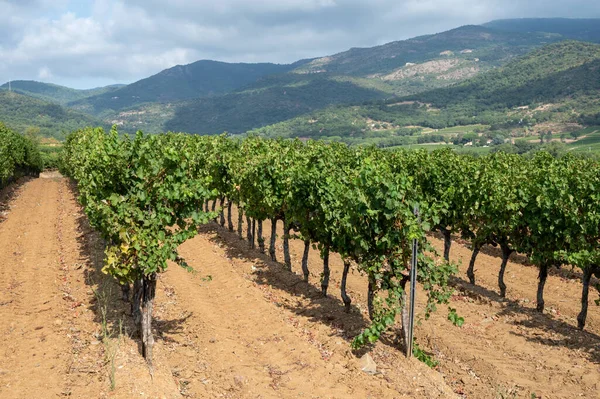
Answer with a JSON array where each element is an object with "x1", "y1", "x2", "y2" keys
[
  {"x1": 61, "y1": 126, "x2": 600, "y2": 367},
  {"x1": 0, "y1": 123, "x2": 43, "y2": 187},
  {"x1": 60, "y1": 127, "x2": 456, "y2": 365},
  {"x1": 413, "y1": 150, "x2": 600, "y2": 329}
]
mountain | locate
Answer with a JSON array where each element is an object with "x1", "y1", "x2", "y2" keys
[
  {"x1": 115, "y1": 23, "x2": 594, "y2": 135},
  {"x1": 162, "y1": 75, "x2": 388, "y2": 134},
  {"x1": 484, "y1": 18, "x2": 600, "y2": 43},
  {"x1": 0, "y1": 91, "x2": 106, "y2": 140},
  {"x1": 291, "y1": 25, "x2": 564, "y2": 77},
  {"x1": 250, "y1": 41, "x2": 600, "y2": 142},
  {"x1": 69, "y1": 61, "x2": 301, "y2": 116},
  {"x1": 408, "y1": 41, "x2": 600, "y2": 111},
  {"x1": 157, "y1": 24, "x2": 599, "y2": 135},
  {"x1": 7, "y1": 18, "x2": 600, "y2": 139},
  {"x1": 0, "y1": 80, "x2": 124, "y2": 105}
]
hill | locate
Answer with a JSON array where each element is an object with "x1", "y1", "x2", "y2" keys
[
  {"x1": 408, "y1": 41, "x2": 600, "y2": 111},
  {"x1": 145, "y1": 22, "x2": 600, "y2": 134},
  {"x1": 0, "y1": 91, "x2": 106, "y2": 140},
  {"x1": 117, "y1": 23, "x2": 600, "y2": 134},
  {"x1": 292, "y1": 25, "x2": 563, "y2": 76},
  {"x1": 69, "y1": 61, "x2": 299, "y2": 116},
  {"x1": 162, "y1": 75, "x2": 388, "y2": 134},
  {"x1": 250, "y1": 41, "x2": 600, "y2": 146},
  {"x1": 0, "y1": 81, "x2": 123, "y2": 105},
  {"x1": 8, "y1": 18, "x2": 600, "y2": 137}
]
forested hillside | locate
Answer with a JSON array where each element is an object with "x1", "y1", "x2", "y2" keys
[
  {"x1": 0, "y1": 91, "x2": 106, "y2": 140},
  {"x1": 163, "y1": 75, "x2": 389, "y2": 134},
  {"x1": 251, "y1": 41, "x2": 600, "y2": 144},
  {"x1": 149, "y1": 23, "x2": 600, "y2": 135},
  {"x1": 409, "y1": 41, "x2": 600, "y2": 110},
  {"x1": 292, "y1": 25, "x2": 562, "y2": 76},
  {"x1": 4, "y1": 18, "x2": 600, "y2": 139},
  {"x1": 69, "y1": 61, "x2": 300, "y2": 116},
  {"x1": 0, "y1": 81, "x2": 123, "y2": 105}
]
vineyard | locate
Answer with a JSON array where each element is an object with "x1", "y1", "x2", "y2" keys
[
  {"x1": 59, "y1": 126, "x2": 600, "y2": 375},
  {"x1": 0, "y1": 123, "x2": 42, "y2": 188}
]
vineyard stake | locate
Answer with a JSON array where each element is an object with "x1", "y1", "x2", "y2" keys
[{"x1": 407, "y1": 205, "x2": 419, "y2": 358}]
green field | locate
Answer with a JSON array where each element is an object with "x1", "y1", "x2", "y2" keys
[
  {"x1": 567, "y1": 127, "x2": 600, "y2": 153},
  {"x1": 425, "y1": 124, "x2": 489, "y2": 135}
]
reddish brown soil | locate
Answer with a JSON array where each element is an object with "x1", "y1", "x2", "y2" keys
[
  {"x1": 1, "y1": 178, "x2": 599, "y2": 399},
  {"x1": 0, "y1": 176, "x2": 180, "y2": 399}
]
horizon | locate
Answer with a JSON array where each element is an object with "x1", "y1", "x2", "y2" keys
[
  {"x1": 1, "y1": 0, "x2": 600, "y2": 89},
  {"x1": 0, "y1": 17, "x2": 598, "y2": 91}
]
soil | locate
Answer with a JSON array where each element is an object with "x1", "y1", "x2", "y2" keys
[
  {"x1": 0, "y1": 175, "x2": 180, "y2": 399},
  {"x1": 1, "y1": 176, "x2": 599, "y2": 398}
]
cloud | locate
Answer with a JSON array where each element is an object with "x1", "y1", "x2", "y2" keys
[
  {"x1": 38, "y1": 66, "x2": 53, "y2": 79},
  {"x1": 0, "y1": 0, "x2": 599, "y2": 88}
]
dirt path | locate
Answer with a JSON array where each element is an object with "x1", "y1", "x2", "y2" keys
[
  {"x1": 0, "y1": 177, "x2": 71, "y2": 398},
  {"x1": 0, "y1": 176, "x2": 180, "y2": 399}
]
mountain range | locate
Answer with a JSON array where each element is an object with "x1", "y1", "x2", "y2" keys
[
  {"x1": 251, "y1": 41, "x2": 600, "y2": 143},
  {"x1": 1, "y1": 18, "x2": 600, "y2": 140}
]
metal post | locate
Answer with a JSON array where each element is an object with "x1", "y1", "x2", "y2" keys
[{"x1": 406, "y1": 205, "x2": 419, "y2": 358}]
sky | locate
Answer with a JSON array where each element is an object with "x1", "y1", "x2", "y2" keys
[{"x1": 1, "y1": 0, "x2": 600, "y2": 89}]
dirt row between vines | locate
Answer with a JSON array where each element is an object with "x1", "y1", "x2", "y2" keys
[
  {"x1": 0, "y1": 176, "x2": 180, "y2": 398},
  {"x1": 2, "y1": 177, "x2": 599, "y2": 398}
]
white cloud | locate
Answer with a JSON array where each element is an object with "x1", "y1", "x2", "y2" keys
[
  {"x1": 38, "y1": 66, "x2": 52, "y2": 79},
  {"x1": 0, "y1": 0, "x2": 599, "y2": 88}
]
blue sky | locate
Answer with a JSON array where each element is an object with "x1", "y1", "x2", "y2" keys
[{"x1": 1, "y1": 0, "x2": 600, "y2": 89}]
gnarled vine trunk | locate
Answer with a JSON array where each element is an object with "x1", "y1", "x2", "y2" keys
[
  {"x1": 536, "y1": 263, "x2": 549, "y2": 312},
  {"x1": 237, "y1": 206, "x2": 243, "y2": 239},
  {"x1": 341, "y1": 259, "x2": 352, "y2": 312},
  {"x1": 211, "y1": 199, "x2": 218, "y2": 223},
  {"x1": 219, "y1": 197, "x2": 225, "y2": 227},
  {"x1": 132, "y1": 278, "x2": 143, "y2": 328},
  {"x1": 441, "y1": 228, "x2": 452, "y2": 261},
  {"x1": 141, "y1": 273, "x2": 157, "y2": 370},
  {"x1": 367, "y1": 277, "x2": 375, "y2": 320},
  {"x1": 269, "y1": 218, "x2": 277, "y2": 261},
  {"x1": 283, "y1": 216, "x2": 291, "y2": 271},
  {"x1": 467, "y1": 243, "x2": 480, "y2": 285},
  {"x1": 577, "y1": 266, "x2": 596, "y2": 330},
  {"x1": 251, "y1": 219, "x2": 256, "y2": 249},
  {"x1": 257, "y1": 220, "x2": 265, "y2": 253},
  {"x1": 321, "y1": 245, "x2": 330, "y2": 296},
  {"x1": 301, "y1": 240, "x2": 310, "y2": 282},
  {"x1": 227, "y1": 201, "x2": 234, "y2": 231},
  {"x1": 246, "y1": 215, "x2": 252, "y2": 246},
  {"x1": 498, "y1": 243, "x2": 513, "y2": 297}
]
